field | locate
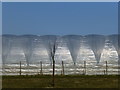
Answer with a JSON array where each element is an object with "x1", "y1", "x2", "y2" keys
[{"x1": 2, "y1": 75, "x2": 119, "y2": 89}]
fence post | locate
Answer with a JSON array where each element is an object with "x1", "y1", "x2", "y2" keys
[
  {"x1": 105, "y1": 61, "x2": 108, "y2": 75},
  {"x1": 20, "y1": 61, "x2": 21, "y2": 75},
  {"x1": 84, "y1": 61, "x2": 86, "y2": 75},
  {"x1": 40, "y1": 61, "x2": 43, "y2": 75},
  {"x1": 104, "y1": 70, "x2": 105, "y2": 75},
  {"x1": 62, "y1": 61, "x2": 64, "y2": 75}
]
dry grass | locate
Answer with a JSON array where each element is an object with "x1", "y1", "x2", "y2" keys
[{"x1": 2, "y1": 75, "x2": 119, "y2": 88}]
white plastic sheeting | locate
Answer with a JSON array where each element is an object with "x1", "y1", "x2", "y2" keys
[
  {"x1": 85, "y1": 35, "x2": 105, "y2": 63},
  {"x1": 62, "y1": 35, "x2": 82, "y2": 65},
  {"x1": 1, "y1": 34, "x2": 119, "y2": 64}
]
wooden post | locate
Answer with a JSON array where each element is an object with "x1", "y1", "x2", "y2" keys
[
  {"x1": 62, "y1": 61, "x2": 64, "y2": 75},
  {"x1": 84, "y1": 61, "x2": 86, "y2": 75},
  {"x1": 61, "y1": 70, "x2": 62, "y2": 75},
  {"x1": 20, "y1": 61, "x2": 21, "y2": 75},
  {"x1": 40, "y1": 61, "x2": 43, "y2": 75},
  {"x1": 105, "y1": 61, "x2": 108, "y2": 75},
  {"x1": 104, "y1": 70, "x2": 105, "y2": 75}
]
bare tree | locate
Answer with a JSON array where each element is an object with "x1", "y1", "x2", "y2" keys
[{"x1": 51, "y1": 43, "x2": 56, "y2": 87}]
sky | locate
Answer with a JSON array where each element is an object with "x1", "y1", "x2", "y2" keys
[
  {"x1": 0, "y1": 2, "x2": 1, "y2": 35},
  {"x1": 2, "y1": 2, "x2": 118, "y2": 35}
]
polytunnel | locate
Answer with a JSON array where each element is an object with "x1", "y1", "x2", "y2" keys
[
  {"x1": 2, "y1": 35, "x2": 16, "y2": 64},
  {"x1": 0, "y1": 35, "x2": 1, "y2": 72},
  {"x1": 108, "y1": 34, "x2": 120, "y2": 61},
  {"x1": 40, "y1": 35, "x2": 58, "y2": 64},
  {"x1": 62, "y1": 35, "x2": 82, "y2": 65},
  {"x1": 85, "y1": 34, "x2": 105, "y2": 63},
  {"x1": 20, "y1": 35, "x2": 37, "y2": 65}
]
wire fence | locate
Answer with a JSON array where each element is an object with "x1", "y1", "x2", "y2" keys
[{"x1": 1, "y1": 60, "x2": 119, "y2": 75}]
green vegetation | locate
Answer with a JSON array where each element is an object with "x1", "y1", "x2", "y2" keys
[{"x1": 2, "y1": 75, "x2": 119, "y2": 88}]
